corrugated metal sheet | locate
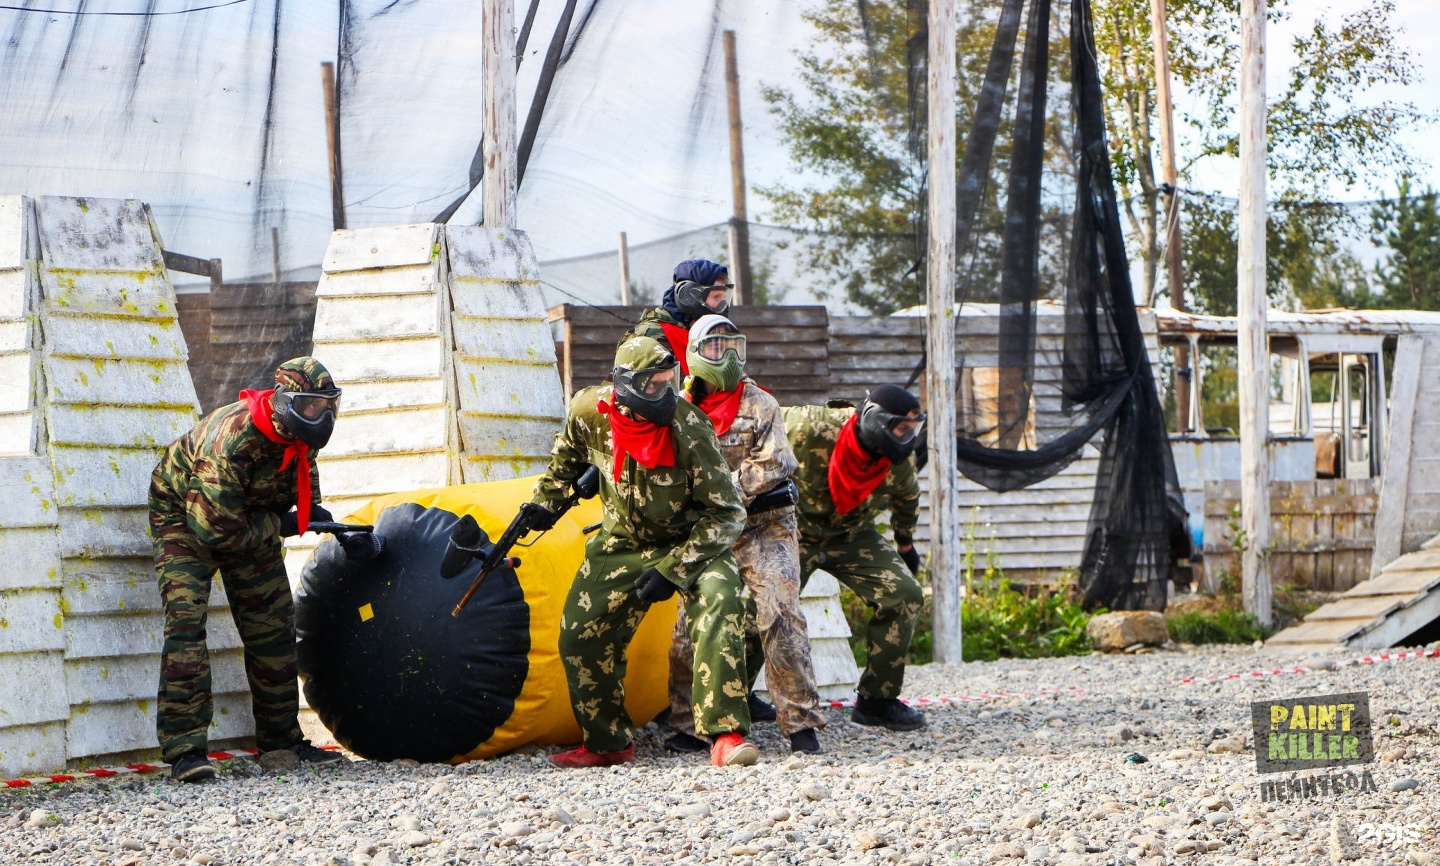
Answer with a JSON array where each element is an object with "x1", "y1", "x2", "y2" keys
[{"x1": 0, "y1": 195, "x2": 236, "y2": 777}]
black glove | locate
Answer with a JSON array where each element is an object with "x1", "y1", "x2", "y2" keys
[
  {"x1": 278, "y1": 506, "x2": 334, "y2": 538},
  {"x1": 634, "y1": 568, "x2": 677, "y2": 603},
  {"x1": 519, "y1": 502, "x2": 559, "y2": 532},
  {"x1": 339, "y1": 531, "x2": 384, "y2": 562},
  {"x1": 898, "y1": 545, "x2": 921, "y2": 576}
]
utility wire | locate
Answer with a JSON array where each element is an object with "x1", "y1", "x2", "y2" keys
[
  {"x1": 0, "y1": 0, "x2": 249, "y2": 15},
  {"x1": 540, "y1": 278, "x2": 638, "y2": 325}
]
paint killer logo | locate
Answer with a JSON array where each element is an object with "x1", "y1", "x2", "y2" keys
[
  {"x1": 1251, "y1": 691, "x2": 1376, "y2": 802},
  {"x1": 1251, "y1": 691, "x2": 1374, "y2": 772}
]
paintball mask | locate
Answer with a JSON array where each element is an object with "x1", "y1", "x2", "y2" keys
[
  {"x1": 686, "y1": 314, "x2": 746, "y2": 393},
  {"x1": 857, "y1": 384, "x2": 926, "y2": 463},
  {"x1": 672, "y1": 279, "x2": 731, "y2": 321},
  {"x1": 612, "y1": 336, "x2": 681, "y2": 427},
  {"x1": 271, "y1": 357, "x2": 341, "y2": 450}
]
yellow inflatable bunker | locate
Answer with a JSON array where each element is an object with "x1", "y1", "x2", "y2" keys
[{"x1": 294, "y1": 475, "x2": 677, "y2": 763}]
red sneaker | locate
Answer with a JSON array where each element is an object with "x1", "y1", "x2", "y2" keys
[
  {"x1": 710, "y1": 733, "x2": 759, "y2": 767},
  {"x1": 548, "y1": 744, "x2": 635, "y2": 769}
]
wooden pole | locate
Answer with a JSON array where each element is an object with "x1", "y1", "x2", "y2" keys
[
  {"x1": 320, "y1": 62, "x2": 346, "y2": 231},
  {"x1": 926, "y1": 0, "x2": 960, "y2": 662},
  {"x1": 270, "y1": 226, "x2": 282, "y2": 288},
  {"x1": 1150, "y1": 0, "x2": 1190, "y2": 433},
  {"x1": 618, "y1": 232, "x2": 633, "y2": 305},
  {"x1": 1237, "y1": 0, "x2": 1271, "y2": 626},
  {"x1": 723, "y1": 30, "x2": 753, "y2": 306},
  {"x1": 482, "y1": 0, "x2": 518, "y2": 229}
]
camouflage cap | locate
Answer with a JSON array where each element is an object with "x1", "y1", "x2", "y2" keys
[
  {"x1": 613, "y1": 334, "x2": 676, "y2": 373},
  {"x1": 274, "y1": 357, "x2": 335, "y2": 392}
]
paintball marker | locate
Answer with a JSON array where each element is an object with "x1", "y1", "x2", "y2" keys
[
  {"x1": 309, "y1": 522, "x2": 387, "y2": 561},
  {"x1": 442, "y1": 464, "x2": 600, "y2": 616}
]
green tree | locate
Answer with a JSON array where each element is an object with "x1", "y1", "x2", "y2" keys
[
  {"x1": 1092, "y1": 0, "x2": 1425, "y2": 309},
  {"x1": 759, "y1": 0, "x2": 1072, "y2": 314},
  {"x1": 1369, "y1": 179, "x2": 1440, "y2": 310}
]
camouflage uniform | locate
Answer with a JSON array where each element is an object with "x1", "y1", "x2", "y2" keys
[
  {"x1": 783, "y1": 404, "x2": 923, "y2": 700},
  {"x1": 149, "y1": 366, "x2": 328, "y2": 761},
  {"x1": 628, "y1": 306, "x2": 686, "y2": 346},
  {"x1": 532, "y1": 339, "x2": 751, "y2": 753},
  {"x1": 669, "y1": 380, "x2": 826, "y2": 737}
]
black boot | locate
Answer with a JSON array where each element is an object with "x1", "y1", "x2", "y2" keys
[
  {"x1": 291, "y1": 741, "x2": 346, "y2": 765},
  {"x1": 169, "y1": 751, "x2": 216, "y2": 783},
  {"x1": 663, "y1": 731, "x2": 709, "y2": 754},
  {"x1": 789, "y1": 729, "x2": 822, "y2": 754},
  {"x1": 747, "y1": 692, "x2": 778, "y2": 723},
  {"x1": 851, "y1": 696, "x2": 926, "y2": 731}
]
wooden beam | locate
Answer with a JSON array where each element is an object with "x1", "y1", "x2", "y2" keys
[
  {"x1": 617, "y1": 232, "x2": 633, "y2": 305},
  {"x1": 321, "y1": 62, "x2": 346, "y2": 231},
  {"x1": 1150, "y1": 0, "x2": 1190, "y2": 432},
  {"x1": 1237, "y1": 0, "x2": 1271, "y2": 626},
  {"x1": 482, "y1": 0, "x2": 518, "y2": 228},
  {"x1": 723, "y1": 30, "x2": 753, "y2": 305},
  {"x1": 926, "y1": 0, "x2": 960, "y2": 662}
]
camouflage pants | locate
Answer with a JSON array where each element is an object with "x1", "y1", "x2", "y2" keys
[
  {"x1": 151, "y1": 516, "x2": 302, "y2": 762},
  {"x1": 800, "y1": 527, "x2": 923, "y2": 700},
  {"x1": 668, "y1": 508, "x2": 825, "y2": 737},
  {"x1": 560, "y1": 532, "x2": 751, "y2": 753}
]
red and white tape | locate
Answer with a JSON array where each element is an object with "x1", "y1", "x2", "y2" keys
[
  {"x1": 2, "y1": 748, "x2": 259, "y2": 789},
  {"x1": 1167, "y1": 647, "x2": 1440, "y2": 686}
]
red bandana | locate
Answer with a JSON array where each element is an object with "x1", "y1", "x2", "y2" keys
[
  {"x1": 659, "y1": 321, "x2": 692, "y2": 377},
  {"x1": 693, "y1": 385, "x2": 744, "y2": 437},
  {"x1": 597, "y1": 396, "x2": 676, "y2": 482},
  {"x1": 827, "y1": 415, "x2": 891, "y2": 515},
  {"x1": 241, "y1": 388, "x2": 314, "y2": 535}
]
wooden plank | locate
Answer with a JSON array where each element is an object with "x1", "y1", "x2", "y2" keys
[
  {"x1": 0, "y1": 529, "x2": 60, "y2": 591},
  {"x1": 0, "y1": 588, "x2": 65, "y2": 654},
  {"x1": 1267, "y1": 618, "x2": 1368, "y2": 645},
  {"x1": 319, "y1": 452, "x2": 450, "y2": 499},
  {"x1": 47, "y1": 405, "x2": 193, "y2": 450},
  {"x1": 323, "y1": 224, "x2": 440, "y2": 274},
  {"x1": 1349, "y1": 588, "x2": 1440, "y2": 650},
  {"x1": 314, "y1": 264, "x2": 442, "y2": 298},
  {"x1": 454, "y1": 362, "x2": 566, "y2": 420},
  {"x1": 454, "y1": 319, "x2": 558, "y2": 363},
  {"x1": 48, "y1": 447, "x2": 161, "y2": 509},
  {"x1": 0, "y1": 269, "x2": 30, "y2": 321},
  {"x1": 310, "y1": 379, "x2": 446, "y2": 419},
  {"x1": 58, "y1": 508, "x2": 151, "y2": 559},
  {"x1": 0, "y1": 195, "x2": 30, "y2": 271},
  {"x1": 34, "y1": 197, "x2": 163, "y2": 273},
  {"x1": 311, "y1": 337, "x2": 445, "y2": 382},
  {"x1": 1376, "y1": 548, "x2": 1440, "y2": 575},
  {"x1": 1342, "y1": 568, "x2": 1440, "y2": 598},
  {"x1": 447, "y1": 227, "x2": 540, "y2": 284},
  {"x1": 0, "y1": 722, "x2": 66, "y2": 779},
  {"x1": 1304, "y1": 595, "x2": 1408, "y2": 621},
  {"x1": 0, "y1": 651, "x2": 68, "y2": 726}
]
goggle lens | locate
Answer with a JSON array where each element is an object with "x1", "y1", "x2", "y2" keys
[
  {"x1": 289, "y1": 391, "x2": 341, "y2": 420},
  {"x1": 697, "y1": 333, "x2": 746, "y2": 362}
]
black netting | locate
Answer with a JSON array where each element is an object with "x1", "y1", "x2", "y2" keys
[{"x1": 934, "y1": 0, "x2": 1176, "y2": 610}]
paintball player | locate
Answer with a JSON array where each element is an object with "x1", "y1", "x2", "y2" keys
[
  {"x1": 664, "y1": 315, "x2": 827, "y2": 755},
  {"x1": 631, "y1": 258, "x2": 778, "y2": 724},
  {"x1": 629, "y1": 259, "x2": 732, "y2": 377},
  {"x1": 150, "y1": 357, "x2": 373, "y2": 782},
  {"x1": 783, "y1": 385, "x2": 928, "y2": 731},
  {"x1": 531, "y1": 335, "x2": 759, "y2": 768}
]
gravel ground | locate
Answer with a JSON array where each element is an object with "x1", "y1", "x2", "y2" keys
[{"x1": 4, "y1": 644, "x2": 1439, "y2": 866}]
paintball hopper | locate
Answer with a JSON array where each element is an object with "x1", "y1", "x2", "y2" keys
[
  {"x1": 309, "y1": 522, "x2": 387, "y2": 562},
  {"x1": 439, "y1": 514, "x2": 488, "y2": 581}
]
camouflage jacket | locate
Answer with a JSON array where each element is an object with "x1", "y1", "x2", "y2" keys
[
  {"x1": 149, "y1": 400, "x2": 322, "y2": 553},
  {"x1": 781, "y1": 404, "x2": 920, "y2": 547},
  {"x1": 703, "y1": 379, "x2": 798, "y2": 508},
  {"x1": 532, "y1": 384, "x2": 746, "y2": 588},
  {"x1": 626, "y1": 307, "x2": 686, "y2": 352}
]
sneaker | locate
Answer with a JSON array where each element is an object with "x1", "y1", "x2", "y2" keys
[
  {"x1": 710, "y1": 733, "x2": 759, "y2": 767},
  {"x1": 788, "y1": 728, "x2": 822, "y2": 754},
  {"x1": 291, "y1": 741, "x2": 347, "y2": 766},
  {"x1": 747, "y1": 692, "x2": 778, "y2": 723},
  {"x1": 663, "y1": 731, "x2": 709, "y2": 754},
  {"x1": 851, "y1": 696, "x2": 927, "y2": 731},
  {"x1": 169, "y1": 751, "x2": 216, "y2": 783},
  {"x1": 549, "y1": 744, "x2": 636, "y2": 769}
]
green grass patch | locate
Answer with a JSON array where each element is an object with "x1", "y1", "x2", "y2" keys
[{"x1": 1165, "y1": 608, "x2": 1271, "y2": 644}]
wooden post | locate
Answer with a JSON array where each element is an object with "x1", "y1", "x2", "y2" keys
[
  {"x1": 207, "y1": 258, "x2": 223, "y2": 294},
  {"x1": 1150, "y1": 0, "x2": 1189, "y2": 433},
  {"x1": 320, "y1": 62, "x2": 346, "y2": 231},
  {"x1": 1237, "y1": 0, "x2": 1271, "y2": 626},
  {"x1": 618, "y1": 232, "x2": 633, "y2": 305},
  {"x1": 482, "y1": 0, "x2": 518, "y2": 229},
  {"x1": 926, "y1": 0, "x2": 960, "y2": 662},
  {"x1": 723, "y1": 30, "x2": 753, "y2": 306},
  {"x1": 270, "y1": 226, "x2": 282, "y2": 288}
]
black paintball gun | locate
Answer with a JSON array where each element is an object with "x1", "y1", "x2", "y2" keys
[
  {"x1": 308, "y1": 522, "x2": 387, "y2": 561},
  {"x1": 441, "y1": 464, "x2": 600, "y2": 617}
]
